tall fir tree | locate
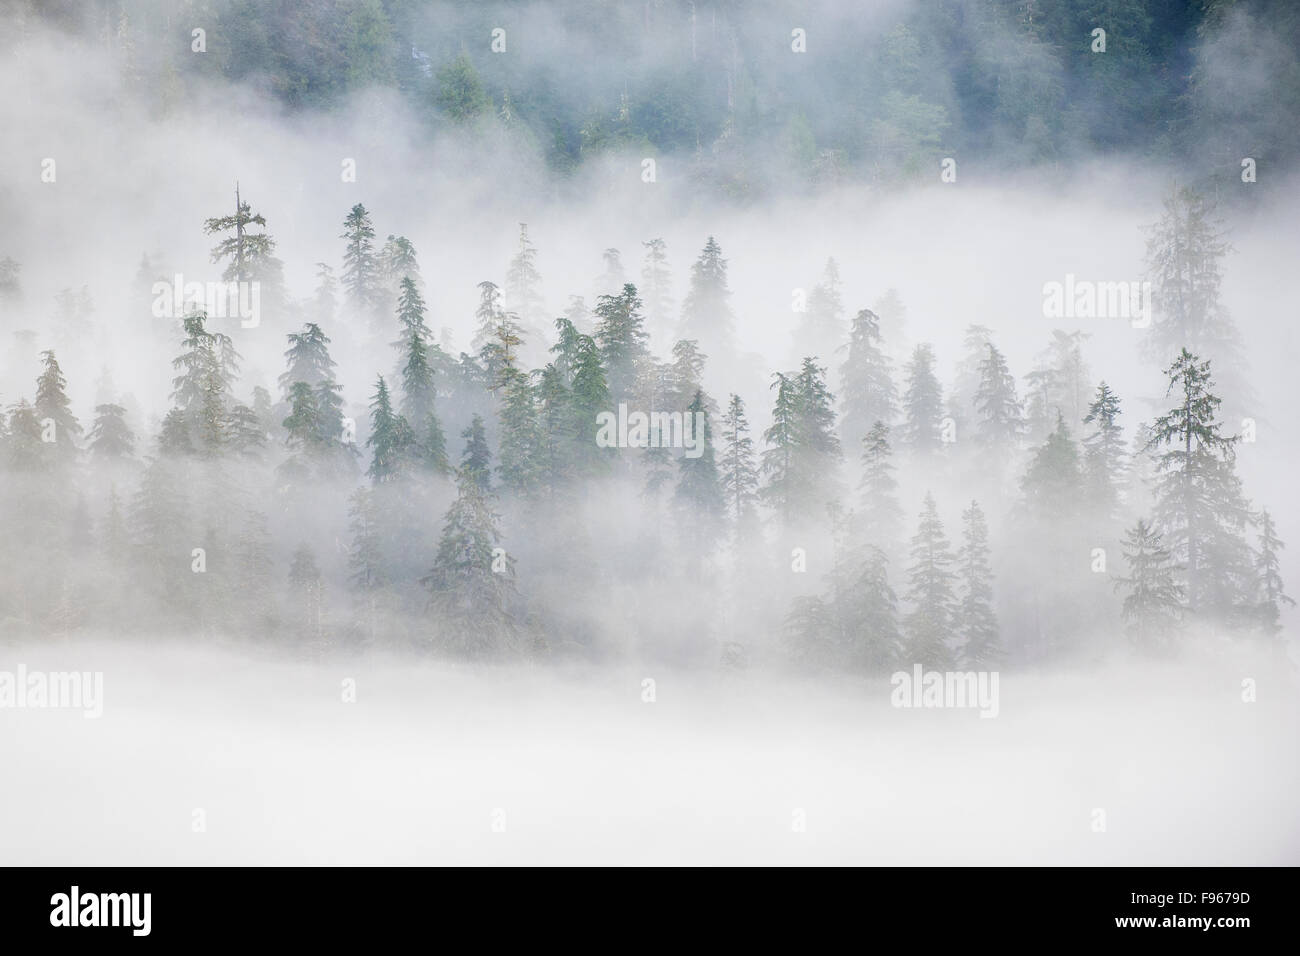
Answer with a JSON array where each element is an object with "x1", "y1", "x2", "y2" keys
[
  {"x1": 957, "y1": 501, "x2": 1000, "y2": 665},
  {"x1": 1114, "y1": 518, "x2": 1184, "y2": 650},
  {"x1": 901, "y1": 343, "x2": 944, "y2": 459},
  {"x1": 1146, "y1": 350, "x2": 1255, "y2": 626},
  {"x1": 838, "y1": 307, "x2": 897, "y2": 454},
  {"x1": 1081, "y1": 381, "x2": 1126, "y2": 519},
  {"x1": 902, "y1": 492, "x2": 958, "y2": 668}
]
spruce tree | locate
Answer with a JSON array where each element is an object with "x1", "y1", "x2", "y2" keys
[
  {"x1": 1144, "y1": 186, "x2": 1242, "y2": 372},
  {"x1": 901, "y1": 343, "x2": 944, "y2": 458},
  {"x1": 792, "y1": 258, "x2": 844, "y2": 367},
  {"x1": 973, "y1": 342, "x2": 1022, "y2": 454},
  {"x1": 594, "y1": 283, "x2": 651, "y2": 401},
  {"x1": 679, "y1": 236, "x2": 735, "y2": 355},
  {"x1": 719, "y1": 394, "x2": 759, "y2": 528},
  {"x1": 957, "y1": 500, "x2": 1000, "y2": 665},
  {"x1": 1252, "y1": 509, "x2": 1294, "y2": 641},
  {"x1": 422, "y1": 423, "x2": 519, "y2": 658},
  {"x1": 640, "y1": 238, "x2": 674, "y2": 336},
  {"x1": 203, "y1": 185, "x2": 278, "y2": 285},
  {"x1": 366, "y1": 376, "x2": 416, "y2": 483},
  {"x1": 1147, "y1": 349, "x2": 1255, "y2": 625},
  {"x1": 838, "y1": 307, "x2": 897, "y2": 454},
  {"x1": 858, "y1": 421, "x2": 904, "y2": 551},
  {"x1": 34, "y1": 350, "x2": 81, "y2": 461},
  {"x1": 504, "y1": 223, "x2": 545, "y2": 332},
  {"x1": 1081, "y1": 381, "x2": 1126, "y2": 518},
  {"x1": 1114, "y1": 519, "x2": 1184, "y2": 649},
  {"x1": 497, "y1": 370, "x2": 542, "y2": 497},
  {"x1": 902, "y1": 492, "x2": 958, "y2": 668},
  {"x1": 673, "y1": 389, "x2": 725, "y2": 553},
  {"x1": 341, "y1": 203, "x2": 381, "y2": 325}
]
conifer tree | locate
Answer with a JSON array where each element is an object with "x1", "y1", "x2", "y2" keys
[
  {"x1": 1144, "y1": 186, "x2": 1242, "y2": 370},
  {"x1": 341, "y1": 203, "x2": 381, "y2": 325},
  {"x1": 1022, "y1": 413, "x2": 1083, "y2": 518},
  {"x1": 1252, "y1": 509, "x2": 1293, "y2": 640},
  {"x1": 1114, "y1": 518, "x2": 1184, "y2": 649},
  {"x1": 534, "y1": 364, "x2": 575, "y2": 500},
  {"x1": 497, "y1": 370, "x2": 542, "y2": 497},
  {"x1": 366, "y1": 376, "x2": 416, "y2": 483},
  {"x1": 422, "y1": 421, "x2": 519, "y2": 658},
  {"x1": 901, "y1": 343, "x2": 944, "y2": 458},
  {"x1": 203, "y1": 185, "x2": 281, "y2": 288},
  {"x1": 594, "y1": 283, "x2": 651, "y2": 401},
  {"x1": 949, "y1": 324, "x2": 995, "y2": 428},
  {"x1": 838, "y1": 307, "x2": 897, "y2": 454},
  {"x1": 34, "y1": 350, "x2": 81, "y2": 461},
  {"x1": 679, "y1": 236, "x2": 735, "y2": 354},
  {"x1": 973, "y1": 342, "x2": 1022, "y2": 454},
  {"x1": 1024, "y1": 330, "x2": 1091, "y2": 440},
  {"x1": 567, "y1": 335, "x2": 612, "y2": 474},
  {"x1": 792, "y1": 258, "x2": 844, "y2": 367},
  {"x1": 902, "y1": 492, "x2": 958, "y2": 668},
  {"x1": 858, "y1": 421, "x2": 904, "y2": 551},
  {"x1": 1081, "y1": 381, "x2": 1126, "y2": 518},
  {"x1": 719, "y1": 393, "x2": 759, "y2": 527},
  {"x1": 504, "y1": 223, "x2": 545, "y2": 332},
  {"x1": 1147, "y1": 350, "x2": 1255, "y2": 624},
  {"x1": 674, "y1": 390, "x2": 725, "y2": 553},
  {"x1": 957, "y1": 501, "x2": 1000, "y2": 664},
  {"x1": 640, "y1": 237, "x2": 674, "y2": 336}
]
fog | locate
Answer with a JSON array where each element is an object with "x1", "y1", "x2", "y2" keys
[{"x1": 1, "y1": 2, "x2": 1298, "y2": 865}]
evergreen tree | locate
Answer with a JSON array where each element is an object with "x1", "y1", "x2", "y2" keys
[
  {"x1": 1147, "y1": 350, "x2": 1255, "y2": 625},
  {"x1": 1252, "y1": 509, "x2": 1294, "y2": 641},
  {"x1": 674, "y1": 389, "x2": 725, "y2": 553},
  {"x1": 1024, "y1": 330, "x2": 1091, "y2": 440},
  {"x1": 341, "y1": 203, "x2": 381, "y2": 326},
  {"x1": 902, "y1": 492, "x2": 958, "y2": 668},
  {"x1": 422, "y1": 423, "x2": 519, "y2": 658},
  {"x1": 594, "y1": 283, "x2": 651, "y2": 401},
  {"x1": 567, "y1": 335, "x2": 613, "y2": 475},
  {"x1": 282, "y1": 381, "x2": 326, "y2": 455},
  {"x1": 792, "y1": 258, "x2": 844, "y2": 367},
  {"x1": 838, "y1": 307, "x2": 897, "y2": 453},
  {"x1": 1114, "y1": 519, "x2": 1184, "y2": 649},
  {"x1": 497, "y1": 370, "x2": 542, "y2": 497},
  {"x1": 1081, "y1": 381, "x2": 1126, "y2": 518},
  {"x1": 901, "y1": 343, "x2": 944, "y2": 458},
  {"x1": 858, "y1": 421, "x2": 904, "y2": 551},
  {"x1": 719, "y1": 394, "x2": 759, "y2": 528},
  {"x1": 459, "y1": 414, "x2": 492, "y2": 492},
  {"x1": 1144, "y1": 186, "x2": 1242, "y2": 372},
  {"x1": 203, "y1": 185, "x2": 278, "y2": 284},
  {"x1": 640, "y1": 238, "x2": 674, "y2": 336},
  {"x1": 679, "y1": 236, "x2": 735, "y2": 355},
  {"x1": 949, "y1": 324, "x2": 995, "y2": 429},
  {"x1": 973, "y1": 342, "x2": 1022, "y2": 454},
  {"x1": 366, "y1": 376, "x2": 416, "y2": 482},
  {"x1": 504, "y1": 223, "x2": 545, "y2": 332},
  {"x1": 34, "y1": 350, "x2": 81, "y2": 461},
  {"x1": 957, "y1": 500, "x2": 1000, "y2": 665}
]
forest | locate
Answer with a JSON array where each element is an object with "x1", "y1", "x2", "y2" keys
[{"x1": 0, "y1": 184, "x2": 1288, "y2": 669}]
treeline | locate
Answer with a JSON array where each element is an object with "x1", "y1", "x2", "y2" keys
[
  {"x1": 11, "y1": 0, "x2": 1300, "y2": 194},
  {"x1": 0, "y1": 184, "x2": 1290, "y2": 666}
]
